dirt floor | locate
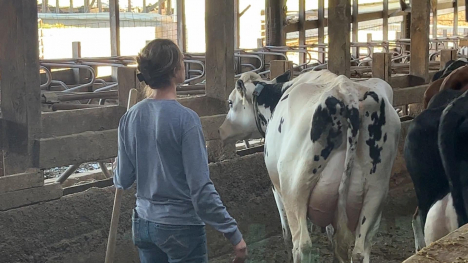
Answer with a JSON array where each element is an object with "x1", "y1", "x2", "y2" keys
[{"x1": 210, "y1": 180, "x2": 418, "y2": 263}]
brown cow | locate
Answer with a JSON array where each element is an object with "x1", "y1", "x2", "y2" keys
[{"x1": 423, "y1": 61, "x2": 468, "y2": 109}]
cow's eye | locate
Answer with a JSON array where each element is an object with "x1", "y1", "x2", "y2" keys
[{"x1": 228, "y1": 100, "x2": 233, "y2": 107}]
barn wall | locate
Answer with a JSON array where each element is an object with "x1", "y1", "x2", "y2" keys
[{"x1": 0, "y1": 153, "x2": 280, "y2": 262}]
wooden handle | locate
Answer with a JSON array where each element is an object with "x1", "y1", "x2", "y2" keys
[{"x1": 104, "y1": 88, "x2": 139, "y2": 263}]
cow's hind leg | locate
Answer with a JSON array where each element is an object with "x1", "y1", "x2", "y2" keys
[
  {"x1": 272, "y1": 187, "x2": 293, "y2": 262},
  {"x1": 412, "y1": 207, "x2": 426, "y2": 252},
  {"x1": 351, "y1": 187, "x2": 387, "y2": 263}
]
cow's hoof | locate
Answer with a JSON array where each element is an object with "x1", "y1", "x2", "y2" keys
[{"x1": 351, "y1": 253, "x2": 364, "y2": 263}]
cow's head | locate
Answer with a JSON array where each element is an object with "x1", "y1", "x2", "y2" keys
[{"x1": 219, "y1": 70, "x2": 291, "y2": 145}]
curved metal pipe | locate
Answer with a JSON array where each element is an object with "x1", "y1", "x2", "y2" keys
[
  {"x1": 40, "y1": 63, "x2": 96, "y2": 92},
  {"x1": 40, "y1": 66, "x2": 52, "y2": 90}
]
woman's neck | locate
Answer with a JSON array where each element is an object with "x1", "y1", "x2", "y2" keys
[{"x1": 148, "y1": 84, "x2": 177, "y2": 100}]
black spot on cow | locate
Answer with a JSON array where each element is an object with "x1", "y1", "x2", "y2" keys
[
  {"x1": 348, "y1": 137, "x2": 352, "y2": 144},
  {"x1": 314, "y1": 155, "x2": 320, "y2": 161},
  {"x1": 362, "y1": 216, "x2": 366, "y2": 225},
  {"x1": 365, "y1": 111, "x2": 369, "y2": 117},
  {"x1": 259, "y1": 113, "x2": 268, "y2": 127},
  {"x1": 384, "y1": 133, "x2": 387, "y2": 142},
  {"x1": 359, "y1": 234, "x2": 361, "y2": 238},
  {"x1": 346, "y1": 106, "x2": 360, "y2": 138},
  {"x1": 280, "y1": 94, "x2": 289, "y2": 101},
  {"x1": 311, "y1": 97, "x2": 345, "y2": 160},
  {"x1": 366, "y1": 100, "x2": 386, "y2": 174},
  {"x1": 334, "y1": 117, "x2": 337, "y2": 120},
  {"x1": 278, "y1": 117, "x2": 285, "y2": 133},
  {"x1": 363, "y1": 91, "x2": 379, "y2": 102},
  {"x1": 255, "y1": 82, "x2": 287, "y2": 114},
  {"x1": 313, "y1": 169, "x2": 317, "y2": 174},
  {"x1": 318, "y1": 165, "x2": 322, "y2": 169}
]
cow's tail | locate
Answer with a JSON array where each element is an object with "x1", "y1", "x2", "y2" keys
[
  {"x1": 309, "y1": 87, "x2": 360, "y2": 246},
  {"x1": 438, "y1": 90, "x2": 468, "y2": 226},
  {"x1": 336, "y1": 93, "x2": 360, "y2": 247}
]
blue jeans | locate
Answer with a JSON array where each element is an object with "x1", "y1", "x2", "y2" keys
[{"x1": 132, "y1": 209, "x2": 208, "y2": 263}]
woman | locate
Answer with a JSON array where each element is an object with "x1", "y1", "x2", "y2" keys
[{"x1": 113, "y1": 39, "x2": 247, "y2": 263}]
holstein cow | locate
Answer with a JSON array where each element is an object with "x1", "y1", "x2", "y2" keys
[
  {"x1": 219, "y1": 70, "x2": 401, "y2": 263},
  {"x1": 405, "y1": 65, "x2": 468, "y2": 252}
]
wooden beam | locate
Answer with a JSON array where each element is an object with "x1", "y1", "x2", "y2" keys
[
  {"x1": 56, "y1": 0, "x2": 60, "y2": 13},
  {"x1": 234, "y1": 0, "x2": 240, "y2": 49},
  {"x1": 41, "y1": 106, "x2": 126, "y2": 138},
  {"x1": 142, "y1": 0, "x2": 146, "y2": 13},
  {"x1": 393, "y1": 85, "x2": 428, "y2": 106},
  {"x1": 113, "y1": 67, "x2": 137, "y2": 107},
  {"x1": 383, "y1": 0, "x2": 389, "y2": 41},
  {"x1": 84, "y1": 0, "x2": 89, "y2": 12},
  {"x1": 0, "y1": 0, "x2": 42, "y2": 175},
  {"x1": 167, "y1": 0, "x2": 172, "y2": 15},
  {"x1": 318, "y1": 0, "x2": 325, "y2": 63},
  {"x1": 205, "y1": 0, "x2": 235, "y2": 102},
  {"x1": 127, "y1": 0, "x2": 132, "y2": 12},
  {"x1": 42, "y1": 0, "x2": 49, "y2": 13},
  {"x1": 177, "y1": 0, "x2": 186, "y2": 52},
  {"x1": 109, "y1": 0, "x2": 121, "y2": 56},
  {"x1": 454, "y1": 0, "x2": 459, "y2": 35},
  {"x1": 298, "y1": 0, "x2": 306, "y2": 64},
  {"x1": 328, "y1": 0, "x2": 351, "y2": 77},
  {"x1": 432, "y1": 0, "x2": 438, "y2": 38},
  {"x1": 0, "y1": 169, "x2": 43, "y2": 194},
  {"x1": 70, "y1": 0, "x2": 73, "y2": 13},
  {"x1": 440, "y1": 49, "x2": 458, "y2": 69},
  {"x1": 270, "y1": 60, "x2": 293, "y2": 79},
  {"x1": 265, "y1": 0, "x2": 285, "y2": 46},
  {"x1": 372, "y1": 53, "x2": 391, "y2": 81},
  {"x1": 38, "y1": 130, "x2": 118, "y2": 169},
  {"x1": 352, "y1": 0, "x2": 359, "y2": 59},
  {"x1": 97, "y1": 0, "x2": 102, "y2": 12},
  {"x1": 0, "y1": 182, "x2": 62, "y2": 211},
  {"x1": 410, "y1": 0, "x2": 431, "y2": 82},
  {"x1": 177, "y1": 96, "x2": 227, "y2": 117}
]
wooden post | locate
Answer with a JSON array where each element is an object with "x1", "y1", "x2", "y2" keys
[
  {"x1": 127, "y1": 0, "x2": 132, "y2": 12},
  {"x1": 432, "y1": 0, "x2": 437, "y2": 39},
  {"x1": 177, "y1": 0, "x2": 186, "y2": 52},
  {"x1": 84, "y1": 0, "x2": 89, "y2": 12},
  {"x1": 70, "y1": 0, "x2": 73, "y2": 13},
  {"x1": 372, "y1": 53, "x2": 391, "y2": 81},
  {"x1": 159, "y1": 0, "x2": 163, "y2": 14},
  {"x1": 205, "y1": 0, "x2": 234, "y2": 101},
  {"x1": 42, "y1": 0, "x2": 49, "y2": 13},
  {"x1": 265, "y1": 0, "x2": 285, "y2": 46},
  {"x1": 270, "y1": 60, "x2": 293, "y2": 80},
  {"x1": 56, "y1": 0, "x2": 60, "y2": 13},
  {"x1": 298, "y1": 0, "x2": 306, "y2": 65},
  {"x1": 328, "y1": 0, "x2": 351, "y2": 77},
  {"x1": 410, "y1": 0, "x2": 431, "y2": 82},
  {"x1": 98, "y1": 0, "x2": 102, "y2": 12},
  {"x1": 0, "y1": 0, "x2": 42, "y2": 175},
  {"x1": 114, "y1": 67, "x2": 137, "y2": 108},
  {"x1": 367, "y1": 33, "x2": 373, "y2": 57},
  {"x1": 72, "y1": 42, "x2": 90, "y2": 86},
  {"x1": 234, "y1": 0, "x2": 240, "y2": 49},
  {"x1": 109, "y1": 0, "x2": 120, "y2": 57},
  {"x1": 454, "y1": 0, "x2": 458, "y2": 35},
  {"x1": 142, "y1": 0, "x2": 146, "y2": 13},
  {"x1": 167, "y1": 0, "x2": 172, "y2": 15},
  {"x1": 440, "y1": 49, "x2": 457, "y2": 69},
  {"x1": 383, "y1": 0, "x2": 389, "y2": 41},
  {"x1": 318, "y1": 0, "x2": 325, "y2": 63},
  {"x1": 205, "y1": 0, "x2": 236, "y2": 161},
  {"x1": 352, "y1": 0, "x2": 359, "y2": 59}
]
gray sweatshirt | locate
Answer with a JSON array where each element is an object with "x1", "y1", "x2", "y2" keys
[{"x1": 113, "y1": 98, "x2": 242, "y2": 246}]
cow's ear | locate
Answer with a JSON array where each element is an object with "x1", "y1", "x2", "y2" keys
[
  {"x1": 273, "y1": 70, "x2": 291, "y2": 83},
  {"x1": 236, "y1": 79, "x2": 246, "y2": 97}
]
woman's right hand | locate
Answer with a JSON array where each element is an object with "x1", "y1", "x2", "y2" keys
[{"x1": 232, "y1": 238, "x2": 248, "y2": 263}]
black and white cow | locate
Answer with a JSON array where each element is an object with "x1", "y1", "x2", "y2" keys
[
  {"x1": 404, "y1": 66, "x2": 468, "y2": 252},
  {"x1": 219, "y1": 70, "x2": 401, "y2": 263}
]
